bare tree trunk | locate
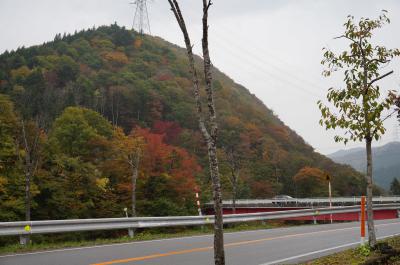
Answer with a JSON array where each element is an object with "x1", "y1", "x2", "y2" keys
[
  {"x1": 21, "y1": 121, "x2": 32, "y2": 223},
  {"x1": 366, "y1": 137, "x2": 376, "y2": 247},
  {"x1": 361, "y1": 55, "x2": 376, "y2": 248},
  {"x1": 167, "y1": 1, "x2": 225, "y2": 264},
  {"x1": 25, "y1": 172, "x2": 31, "y2": 222},
  {"x1": 201, "y1": 3, "x2": 225, "y2": 262},
  {"x1": 20, "y1": 119, "x2": 41, "y2": 245},
  {"x1": 130, "y1": 152, "x2": 140, "y2": 217},
  {"x1": 231, "y1": 170, "x2": 237, "y2": 214},
  {"x1": 208, "y1": 144, "x2": 225, "y2": 265}
]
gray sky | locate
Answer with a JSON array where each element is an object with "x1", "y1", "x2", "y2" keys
[{"x1": 1, "y1": 0, "x2": 400, "y2": 154}]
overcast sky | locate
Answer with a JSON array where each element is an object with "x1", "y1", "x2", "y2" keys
[{"x1": 1, "y1": 0, "x2": 400, "y2": 155}]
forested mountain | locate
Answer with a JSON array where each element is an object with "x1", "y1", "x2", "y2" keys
[
  {"x1": 328, "y1": 142, "x2": 400, "y2": 190},
  {"x1": 0, "y1": 24, "x2": 368, "y2": 221}
]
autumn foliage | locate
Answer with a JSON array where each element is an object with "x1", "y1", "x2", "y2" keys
[{"x1": 0, "y1": 24, "x2": 369, "y2": 222}]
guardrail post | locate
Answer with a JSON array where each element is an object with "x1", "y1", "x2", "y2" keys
[
  {"x1": 19, "y1": 235, "x2": 29, "y2": 245},
  {"x1": 19, "y1": 224, "x2": 31, "y2": 245},
  {"x1": 123, "y1": 208, "x2": 134, "y2": 238},
  {"x1": 128, "y1": 228, "x2": 134, "y2": 238}
]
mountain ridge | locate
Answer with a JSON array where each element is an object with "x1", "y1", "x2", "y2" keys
[
  {"x1": 328, "y1": 141, "x2": 400, "y2": 189},
  {"x1": 0, "y1": 24, "x2": 371, "y2": 221}
]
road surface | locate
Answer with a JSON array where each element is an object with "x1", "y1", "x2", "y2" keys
[{"x1": 1, "y1": 219, "x2": 400, "y2": 265}]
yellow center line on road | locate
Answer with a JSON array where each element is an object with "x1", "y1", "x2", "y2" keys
[{"x1": 90, "y1": 221, "x2": 400, "y2": 265}]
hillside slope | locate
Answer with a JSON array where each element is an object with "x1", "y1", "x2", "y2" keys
[
  {"x1": 328, "y1": 142, "x2": 400, "y2": 189},
  {"x1": 0, "y1": 24, "x2": 367, "y2": 211}
]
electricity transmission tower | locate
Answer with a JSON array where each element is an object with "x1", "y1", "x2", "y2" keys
[{"x1": 130, "y1": 0, "x2": 151, "y2": 35}]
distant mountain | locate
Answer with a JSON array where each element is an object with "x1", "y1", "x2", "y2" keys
[{"x1": 328, "y1": 142, "x2": 400, "y2": 189}]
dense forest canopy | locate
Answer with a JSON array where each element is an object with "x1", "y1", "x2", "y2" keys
[{"x1": 0, "y1": 24, "x2": 369, "y2": 221}]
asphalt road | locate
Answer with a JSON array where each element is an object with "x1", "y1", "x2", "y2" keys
[{"x1": 2, "y1": 219, "x2": 400, "y2": 265}]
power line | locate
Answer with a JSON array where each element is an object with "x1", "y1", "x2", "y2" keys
[
  {"x1": 216, "y1": 23, "x2": 325, "y2": 91},
  {"x1": 209, "y1": 32, "x2": 324, "y2": 99}
]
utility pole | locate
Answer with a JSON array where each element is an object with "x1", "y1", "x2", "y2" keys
[{"x1": 130, "y1": 0, "x2": 151, "y2": 35}]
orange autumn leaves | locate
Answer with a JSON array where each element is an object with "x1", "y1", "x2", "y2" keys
[
  {"x1": 112, "y1": 124, "x2": 201, "y2": 203},
  {"x1": 293, "y1": 166, "x2": 328, "y2": 197}
]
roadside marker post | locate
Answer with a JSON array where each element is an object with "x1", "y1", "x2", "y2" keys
[
  {"x1": 195, "y1": 192, "x2": 202, "y2": 216},
  {"x1": 360, "y1": 195, "x2": 366, "y2": 245},
  {"x1": 124, "y1": 207, "x2": 134, "y2": 238},
  {"x1": 326, "y1": 173, "x2": 333, "y2": 224},
  {"x1": 195, "y1": 189, "x2": 205, "y2": 231}
]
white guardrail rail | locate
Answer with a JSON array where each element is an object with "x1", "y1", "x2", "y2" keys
[
  {"x1": 216, "y1": 196, "x2": 400, "y2": 206},
  {"x1": 1, "y1": 204, "x2": 399, "y2": 237}
]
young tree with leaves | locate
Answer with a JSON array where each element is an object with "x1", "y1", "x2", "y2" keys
[
  {"x1": 396, "y1": 96, "x2": 400, "y2": 123},
  {"x1": 318, "y1": 11, "x2": 400, "y2": 247},
  {"x1": 167, "y1": 1, "x2": 225, "y2": 264},
  {"x1": 112, "y1": 127, "x2": 145, "y2": 217},
  {"x1": 18, "y1": 120, "x2": 44, "y2": 223},
  {"x1": 293, "y1": 167, "x2": 326, "y2": 197}
]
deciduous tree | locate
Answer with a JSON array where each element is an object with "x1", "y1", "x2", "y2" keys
[
  {"x1": 318, "y1": 11, "x2": 400, "y2": 247},
  {"x1": 167, "y1": 1, "x2": 225, "y2": 264},
  {"x1": 111, "y1": 127, "x2": 145, "y2": 217},
  {"x1": 293, "y1": 167, "x2": 326, "y2": 197}
]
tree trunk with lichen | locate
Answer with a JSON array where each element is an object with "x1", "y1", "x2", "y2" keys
[
  {"x1": 365, "y1": 137, "x2": 376, "y2": 247},
  {"x1": 167, "y1": 1, "x2": 225, "y2": 264}
]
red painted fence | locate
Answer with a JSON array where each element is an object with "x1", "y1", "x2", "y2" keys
[{"x1": 204, "y1": 207, "x2": 399, "y2": 221}]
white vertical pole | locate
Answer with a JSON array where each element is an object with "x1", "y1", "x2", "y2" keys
[
  {"x1": 196, "y1": 192, "x2": 202, "y2": 216},
  {"x1": 329, "y1": 181, "x2": 333, "y2": 224}
]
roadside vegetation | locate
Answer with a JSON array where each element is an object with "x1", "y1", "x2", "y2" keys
[{"x1": 303, "y1": 236, "x2": 400, "y2": 265}]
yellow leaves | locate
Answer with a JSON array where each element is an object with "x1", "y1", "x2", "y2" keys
[
  {"x1": 103, "y1": 51, "x2": 129, "y2": 66},
  {"x1": 96, "y1": 177, "x2": 109, "y2": 191},
  {"x1": 293, "y1": 166, "x2": 325, "y2": 182},
  {"x1": 225, "y1": 116, "x2": 242, "y2": 128},
  {"x1": 10, "y1": 66, "x2": 31, "y2": 81},
  {"x1": 0, "y1": 176, "x2": 8, "y2": 193},
  {"x1": 111, "y1": 126, "x2": 145, "y2": 163},
  {"x1": 12, "y1": 85, "x2": 25, "y2": 94},
  {"x1": 91, "y1": 38, "x2": 115, "y2": 50}
]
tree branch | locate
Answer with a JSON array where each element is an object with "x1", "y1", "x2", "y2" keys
[
  {"x1": 368, "y1": 71, "x2": 394, "y2": 87},
  {"x1": 372, "y1": 109, "x2": 397, "y2": 136},
  {"x1": 167, "y1": 0, "x2": 211, "y2": 142}
]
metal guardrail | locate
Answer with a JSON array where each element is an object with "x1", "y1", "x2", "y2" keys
[
  {"x1": 1, "y1": 204, "x2": 399, "y2": 237},
  {"x1": 213, "y1": 196, "x2": 400, "y2": 206}
]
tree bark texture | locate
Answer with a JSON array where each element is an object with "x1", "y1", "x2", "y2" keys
[
  {"x1": 130, "y1": 151, "x2": 141, "y2": 217},
  {"x1": 362, "y1": 56, "x2": 377, "y2": 247},
  {"x1": 167, "y1": 1, "x2": 225, "y2": 264},
  {"x1": 365, "y1": 138, "x2": 376, "y2": 246},
  {"x1": 21, "y1": 121, "x2": 32, "y2": 223},
  {"x1": 231, "y1": 170, "x2": 238, "y2": 214}
]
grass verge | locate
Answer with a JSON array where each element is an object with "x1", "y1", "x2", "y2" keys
[{"x1": 302, "y1": 236, "x2": 400, "y2": 265}]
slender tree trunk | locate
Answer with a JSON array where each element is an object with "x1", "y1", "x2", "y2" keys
[
  {"x1": 130, "y1": 153, "x2": 140, "y2": 217},
  {"x1": 21, "y1": 121, "x2": 32, "y2": 223},
  {"x1": 365, "y1": 137, "x2": 376, "y2": 247},
  {"x1": 20, "y1": 120, "x2": 35, "y2": 245},
  {"x1": 208, "y1": 143, "x2": 225, "y2": 265},
  {"x1": 167, "y1": 1, "x2": 225, "y2": 264},
  {"x1": 361, "y1": 55, "x2": 377, "y2": 247},
  {"x1": 25, "y1": 171, "x2": 31, "y2": 222},
  {"x1": 231, "y1": 169, "x2": 238, "y2": 214}
]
